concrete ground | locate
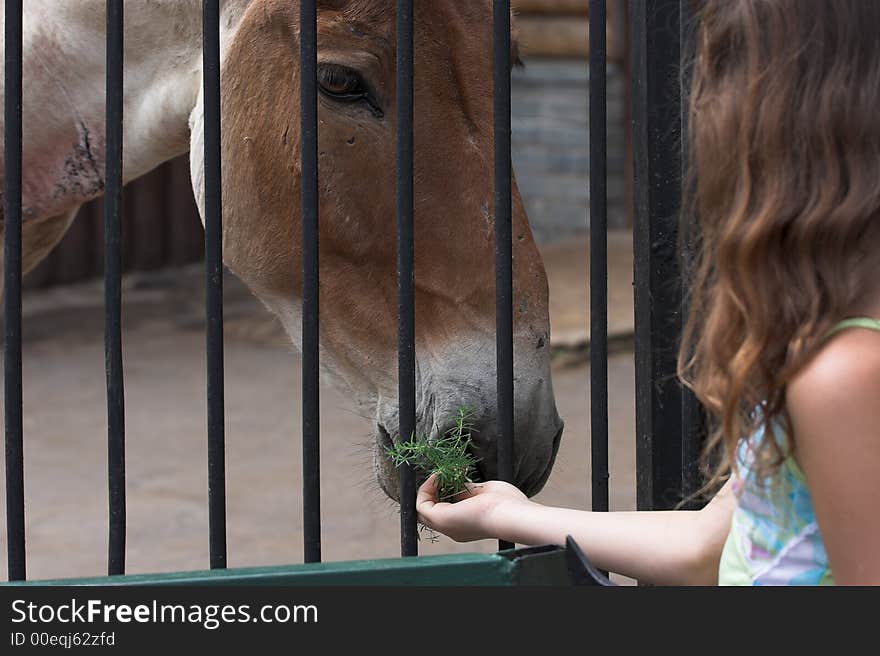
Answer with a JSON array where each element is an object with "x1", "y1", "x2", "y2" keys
[{"x1": 0, "y1": 235, "x2": 637, "y2": 582}]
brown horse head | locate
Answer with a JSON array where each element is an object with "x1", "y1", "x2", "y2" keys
[{"x1": 198, "y1": 0, "x2": 563, "y2": 499}]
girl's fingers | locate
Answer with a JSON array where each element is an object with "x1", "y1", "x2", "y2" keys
[
  {"x1": 418, "y1": 474, "x2": 463, "y2": 527},
  {"x1": 416, "y1": 473, "x2": 440, "y2": 510}
]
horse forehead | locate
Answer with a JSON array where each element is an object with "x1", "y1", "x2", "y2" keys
[
  {"x1": 311, "y1": 0, "x2": 499, "y2": 72},
  {"x1": 317, "y1": 0, "x2": 390, "y2": 24},
  {"x1": 317, "y1": 0, "x2": 493, "y2": 27}
]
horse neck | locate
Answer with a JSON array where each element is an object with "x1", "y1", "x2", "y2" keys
[{"x1": 27, "y1": 0, "x2": 253, "y2": 185}]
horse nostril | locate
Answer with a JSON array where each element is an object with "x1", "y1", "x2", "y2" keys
[
  {"x1": 471, "y1": 443, "x2": 497, "y2": 483},
  {"x1": 471, "y1": 454, "x2": 487, "y2": 484},
  {"x1": 414, "y1": 469, "x2": 429, "y2": 489},
  {"x1": 472, "y1": 461, "x2": 487, "y2": 484},
  {"x1": 377, "y1": 424, "x2": 393, "y2": 450}
]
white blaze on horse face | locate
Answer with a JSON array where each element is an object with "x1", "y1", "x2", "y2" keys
[{"x1": 189, "y1": 0, "x2": 255, "y2": 223}]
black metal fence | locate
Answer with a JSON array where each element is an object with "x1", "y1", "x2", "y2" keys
[{"x1": 3, "y1": 0, "x2": 697, "y2": 582}]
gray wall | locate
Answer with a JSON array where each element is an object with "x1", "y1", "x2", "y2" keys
[{"x1": 512, "y1": 58, "x2": 628, "y2": 244}]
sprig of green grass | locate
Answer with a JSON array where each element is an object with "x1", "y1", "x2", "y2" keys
[{"x1": 386, "y1": 406, "x2": 480, "y2": 502}]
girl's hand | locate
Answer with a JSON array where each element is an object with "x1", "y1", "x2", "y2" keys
[{"x1": 416, "y1": 473, "x2": 533, "y2": 542}]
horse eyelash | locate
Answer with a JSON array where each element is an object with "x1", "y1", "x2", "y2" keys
[{"x1": 319, "y1": 65, "x2": 357, "y2": 90}]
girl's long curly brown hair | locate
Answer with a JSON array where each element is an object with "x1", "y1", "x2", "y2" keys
[{"x1": 680, "y1": 0, "x2": 880, "y2": 489}]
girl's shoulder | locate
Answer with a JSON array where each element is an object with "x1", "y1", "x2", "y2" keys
[
  {"x1": 787, "y1": 318, "x2": 880, "y2": 417},
  {"x1": 785, "y1": 318, "x2": 880, "y2": 463},
  {"x1": 781, "y1": 318, "x2": 880, "y2": 585}
]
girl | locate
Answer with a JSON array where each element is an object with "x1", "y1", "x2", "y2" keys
[{"x1": 416, "y1": 0, "x2": 880, "y2": 585}]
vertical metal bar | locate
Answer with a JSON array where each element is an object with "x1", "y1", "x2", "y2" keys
[
  {"x1": 300, "y1": 0, "x2": 322, "y2": 564},
  {"x1": 630, "y1": 0, "x2": 690, "y2": 511},
  {"x1": 494, "y1": 0, "x2": 515, "y2": 552},
  {"x1": 105, "y1": 0, "x2": 126, "y2": 576},
  {"x1": 3, "y1": 0, "x2": 25, "y2": 582},
  {"x1": 397, "y1": 0, "x2": 418, "y2": 558},
  {"x1": 589, "y1": 0, "x2": 609, "y2": 513},
  {"x1": 203, "y1": 0, "x2": 227, "y2": 569},
  {"x1": 678, "y1": 0, "x2": 703, "y2": 509}
]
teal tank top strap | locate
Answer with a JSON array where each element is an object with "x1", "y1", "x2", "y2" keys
[{"x1": 826, "y1": 317, "x2": 880, "y2": 339}]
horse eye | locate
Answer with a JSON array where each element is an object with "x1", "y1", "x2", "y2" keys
[{"x1": 317, "y1": 64, "x2": 367, "y2": 100}]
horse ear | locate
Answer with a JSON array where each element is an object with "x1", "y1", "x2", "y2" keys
[{"x1": 510, "y1": 9, "x2": 524, "y2": 69}]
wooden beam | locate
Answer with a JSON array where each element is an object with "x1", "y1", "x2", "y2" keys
[
  {"x1": 514, "y1": 2, "x2": 627, "y2": 61},
  {"x1": 518, "y1": 16, "x2": 589, "y2": 58},
  {"x1": 513, "y1": 0, "x2": 588, "y2": 15}
]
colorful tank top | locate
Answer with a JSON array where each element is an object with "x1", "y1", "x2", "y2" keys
[{"x1": 717, "y1": 317, "x2": 880, "y2": 586}]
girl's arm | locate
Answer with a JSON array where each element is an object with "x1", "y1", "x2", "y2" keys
[
  {"x1": 787, "y1": 328, "x2": 880, "y2": 585},
  {"x1": 417, "y1": 476, "x2": 736, "y2": 586}
]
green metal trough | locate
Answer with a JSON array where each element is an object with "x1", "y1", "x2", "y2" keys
[{"x1": 3, "y1": 542, "x2": 612, "y2": 587}]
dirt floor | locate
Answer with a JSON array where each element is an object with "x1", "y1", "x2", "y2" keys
[{"x1": 0, "y1": 236, "x2": 638, "y2": 582}]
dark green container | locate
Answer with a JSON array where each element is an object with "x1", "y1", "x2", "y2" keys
[{"x1": 4, "y1": 545, "x2": 579, "y2": 587}]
